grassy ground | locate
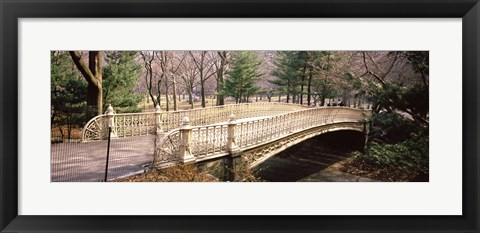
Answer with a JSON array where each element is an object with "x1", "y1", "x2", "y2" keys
[
  {"x1": 137, "y1": 95, "x2": 321, "y2": 112},
  {"x1": 140, "y1": 97, "x2": 265, "y2": 112},
  {"x1": 140, "y1": 97, "x2": 234, "y2": 112}
]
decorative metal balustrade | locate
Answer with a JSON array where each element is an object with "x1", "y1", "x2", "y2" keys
[
  {"x1": 242, "y1": 121, "x2": 366, "y2": 168},
  {"x1": 151, "y1": 107, "x2": 371, "y2": 168},
  {"x1": 81, "y1": 102, "x2": 306, "y2": 142}
]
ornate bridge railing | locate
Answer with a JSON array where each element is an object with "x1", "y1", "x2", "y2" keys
[
  {"x1": 152, "y1": 107, "x2": 371, "y2": 168},
  {"x1": 81, "y1": 102, "x2": 306, "y2": 142}
]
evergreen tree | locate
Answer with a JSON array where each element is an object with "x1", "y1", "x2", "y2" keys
[
  {"x1": 223, "y1": 52, "x2": 262, "y2": 103},
  {"x1": 51, "y1": 51, "x2": 88, "y2": 140},
  {"x1": 103, "y1": 51, "x2": 143, "y2": 113},
  {"x1": 270, "y1": 51, "x2": 304, "y2": 103},
  {"x1": 307, "y1": 51, "x2": 339, "y2": 106}
]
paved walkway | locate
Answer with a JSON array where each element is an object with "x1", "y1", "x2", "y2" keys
[
  {"x1": 299, "y1": 170, "x2": 377, "y2": 182},
  {"x1": 51, "y1": 135, "x2": 157, "y2": 182}
]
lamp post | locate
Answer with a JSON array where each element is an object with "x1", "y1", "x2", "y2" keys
[{"x1": 104, "y1": 104, "x2": 114, "y2": 182}]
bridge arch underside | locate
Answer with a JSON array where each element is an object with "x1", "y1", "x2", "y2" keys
[
  {"x1": 253, "y1": 130, "x2": 365, "y2": 182},
  {"x1": 243, "y1": 122, "x2": 365, "y2": 169}
]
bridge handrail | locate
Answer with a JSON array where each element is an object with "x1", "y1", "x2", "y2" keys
[
  {"x1": 81, "y1": 102, "x2": 307, "y2": 142},
  {"x1": 234, "y1": 107, "x2": 368, "y2": 149},
  {"x1": 152, "y1": 106, "x2": 371, "y2": 167}
]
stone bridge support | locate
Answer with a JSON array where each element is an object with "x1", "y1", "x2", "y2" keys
[
  {"x1": 225, "y1": 113, "x2": 245, "y2": 181},
  {"x1": 179, "y1": 112, "x2": 248, "y2": 181},
  {"x1": 178, "y1": 114, "x2": 195, "y2": 164},
  {"x1": 363, "y1": 120, "x2": 371, "y2": 149},
  {"x1": 224, "y1": 155, "x2": 245, "y2": 181}
]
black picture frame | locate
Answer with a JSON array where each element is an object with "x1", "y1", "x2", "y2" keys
[{"x1": 1, "y1": 0, "x2": 479, "y2": 232}]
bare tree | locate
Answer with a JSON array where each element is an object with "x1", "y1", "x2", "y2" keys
[
  {"x1": 140, "y1": 51, "x2": 163, "y2": 108},
  {"x1": 188, "y1": 51, "x2": 218, "y2": 108},
  {"x1": 169, "y1": 52, "x2": 186, "y2": 111},
  {"x1": 155, "y1": 52, "x2": 171, "y2": 111},
  {"x1": 352, "y1": 51, "x2": 428, "y2": 124},
  {"x1": 180, "y1": 55, "x2": 200, "y2": 109},
  {"x1": 155, "y1": 51, "x2": 186, "y2": 111}
]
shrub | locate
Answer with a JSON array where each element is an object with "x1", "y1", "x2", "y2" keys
[
  {"x1": 355, "y1": 132, "x2": 428, "y2": 175},
  {"x1": 117, "y1": 164, "x2": 218, "y2": 182}
]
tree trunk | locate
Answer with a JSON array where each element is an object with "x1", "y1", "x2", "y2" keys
[
  {"x1": 342, "y1": 92, "x2": 348, "y2": 106},
  {"x1": 200, "y1": 81, "x2": 206, "y2": 108},
  {"x1": 87, "y1": 84, "x2": 102, "y2": 118},
  {"x1": 172, "y1": 76, "x2": 177, "y2": 111},
  {"x1": 69, "y1": 51, "x2": 102, "y2": 118},
  {"x1": 165, "y1": 75, "x2": 170, "y2": 111},
  {"x1": 188, "y1": 90, "x2": 193, "y2": 105},
  {"x1": 216, "y1": 51, "x2": 228, "y2": 106},
  {"x1": 300, "y1": 64, "x2": 307, "y2": 105},
  {"x1": 157, "y1": 79, "x2": 162, "y2": 109},
  {"x1": 148, "y1": 91, "x2": 156, "y2": 108},
  {"x1": 188, "y1": 88, "x2": 194, "y2": 109},
  {"x1": 216, "y1": 67, "x2": 225, "y2": 106},
  {"x1": 307, "y1": 66, "x2": 313, "y2": 106},
  {"x1": 90, "y1": 52, "x2": 103, "y2": 116},
  {"x1": 141, "y1": 52, "x2": 158, "y2": 108},
  {"x1": 198, "y1": 65, "x2": 206, "y2": 108}
]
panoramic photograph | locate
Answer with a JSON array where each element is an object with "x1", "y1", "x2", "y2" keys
[{"x1": 51, "y1": 50, "x2": 429, "y2": 182}]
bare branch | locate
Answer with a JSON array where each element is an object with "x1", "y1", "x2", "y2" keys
[{"x1": 69, "y1": 51, "x2": 99, "y2": 87}]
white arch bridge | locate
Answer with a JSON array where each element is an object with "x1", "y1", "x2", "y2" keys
[
  {"x1": 151, "y1": 105, "x2": 371, "y2": 174},
  {"x1": 53, "y1": 103, "x2": 370, "y2": 181}
]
